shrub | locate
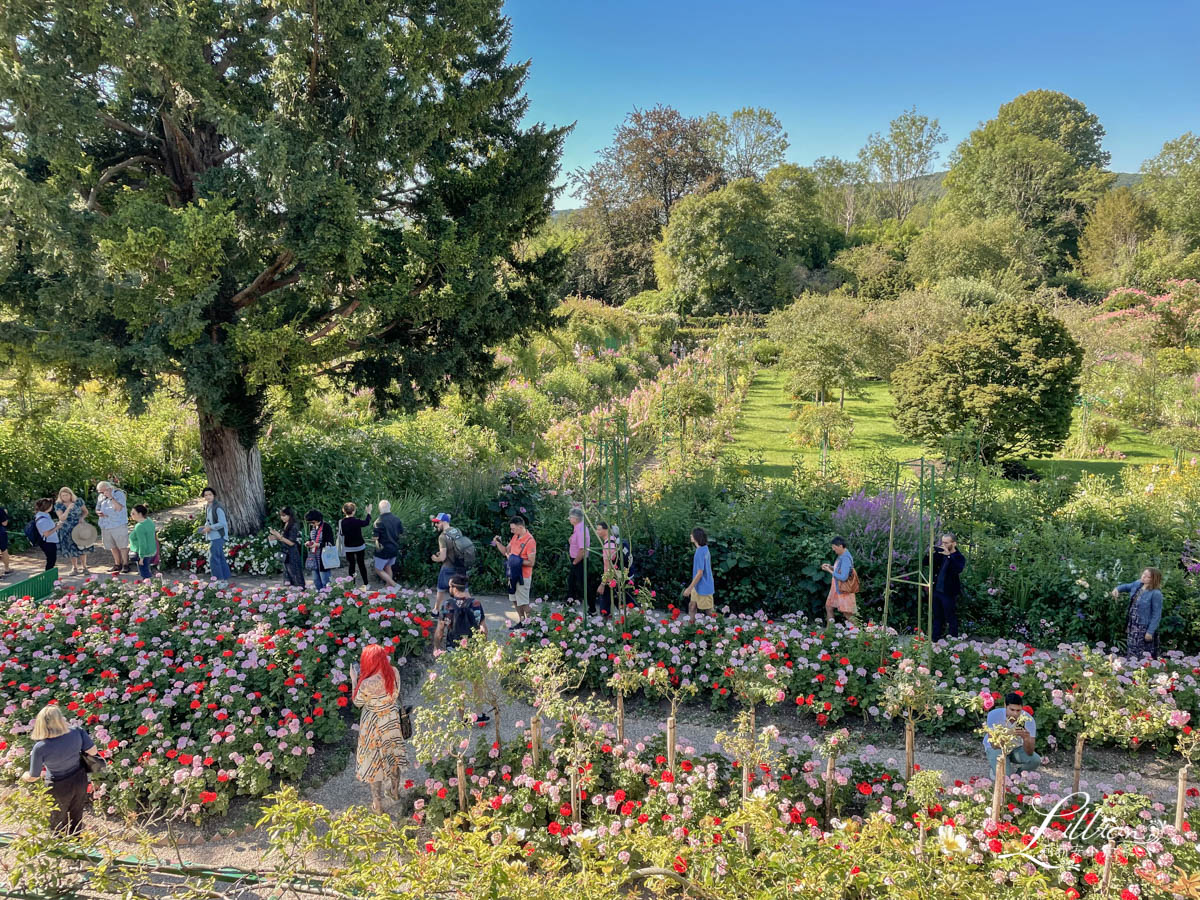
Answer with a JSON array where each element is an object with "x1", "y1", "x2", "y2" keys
[
  {"x1": 891, "y1": 301, "x2": 1083, "y2": 460},
  {"x1": 751, "y1": 339, "x2": 782, "y2": 366},
  {"x1": 831, "y1": 243, "x2": 910, "y2": 300}
]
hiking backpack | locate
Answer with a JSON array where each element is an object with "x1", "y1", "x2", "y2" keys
[{"x1": 446, "y1": 527, "x2": 478, "y2": 571}]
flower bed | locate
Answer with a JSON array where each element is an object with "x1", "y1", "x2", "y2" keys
[
  {"x1": 402, "y1": 719, "x2": 1198, "y2": 898},
  {"x1": 509, "y1": 605, "x2": 1200, "y2": 746},
  {"x1": 0, "y1": 577, "x2": 433, "y2": 818},
  {"x1": 157, "y1": 520, "x2": 283, "y2": 577}
]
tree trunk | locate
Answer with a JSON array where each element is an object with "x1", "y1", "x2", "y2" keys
[
  {"x1": 198, "y1": 413, "x2": 266, "y2": 535},
  {"x1": 531, "y1": 716, "x2": 542, "y2": 767},
  {"x1": 456, "y1": 757, "x2": 468, "y2": 812},
  {"x1": 667, "y1": 716, "x2": 677, "y2": 773}
]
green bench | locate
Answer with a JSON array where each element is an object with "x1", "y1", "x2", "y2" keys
[{"x1": 0, "y1": 568, "x2": 59, "y2": 604}]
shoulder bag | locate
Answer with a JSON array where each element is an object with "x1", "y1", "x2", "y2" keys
[{"x1": 320, "y1": 523, "x2": 342, "y2": 569}]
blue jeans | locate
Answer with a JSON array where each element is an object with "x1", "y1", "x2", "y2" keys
[
  {"x1": 313, "y1": 566, "x2": 330, "y2": 590},
  {"x1": 986, "y1": 745, "x2": 1042, "y2": 774},
  {"x1": 208, "y1": 539, "x2": 232, "y2": 581},
  {"x1": 137, "y1": 558, "x2": 152, "y2": 579}
]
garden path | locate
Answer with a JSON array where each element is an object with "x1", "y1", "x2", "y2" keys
[{"x1": 83, "y1": 591, "x2": 1185, "y2": 873}]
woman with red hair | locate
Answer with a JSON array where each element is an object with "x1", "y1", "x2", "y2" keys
[{"x1": 350, "y1": 642, "x2": 408, "y2": 812}]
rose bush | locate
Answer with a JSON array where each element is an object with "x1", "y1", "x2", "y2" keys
[{"x1": 0, "y1": 576, "x2": 434, "y2": 819}]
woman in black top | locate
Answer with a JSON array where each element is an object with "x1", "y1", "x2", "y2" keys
[
  {"x1": 304, "y1": 509, "x2": 336, "y2": 591},
  {"x1": 0, "y1": 506, "x2": 11, "y2": 578},
  {"x1": 339, "y1": 502, "x2": 373, "y2": 587},
  {"x1": 268, "y1": 507, "x2": 305, "y2": 589}
]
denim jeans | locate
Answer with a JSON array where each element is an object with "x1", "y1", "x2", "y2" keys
[
  {"x1": 313, "y1": 566, "x2": 330, "y2": 590},
  {"x1": 137, "y1": 558, "x2": 152, "y2": 579},
  {"x1": 208, "y1": 539, "x2": 232, "y2": 581}
]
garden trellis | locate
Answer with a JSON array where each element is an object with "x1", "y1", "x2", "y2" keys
[
  {"x1": 582, "y1": 416, "x2": 636, "y2": 623},
  {"x1": 879, "y1": 439, "x2": 982, "y2": 652}
]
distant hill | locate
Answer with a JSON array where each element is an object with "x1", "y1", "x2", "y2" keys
[{"x1": 907, "y1": 170, "x2": 1141, "y2": 200}]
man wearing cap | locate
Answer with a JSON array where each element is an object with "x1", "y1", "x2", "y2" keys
[{"x1": 430, "y1": 513, "x2": 466, "y2": 615}]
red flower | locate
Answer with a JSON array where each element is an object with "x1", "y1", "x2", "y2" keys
[
  {"x1": 199, "y1": 791, "x2": 217, "y2": 804},
  {"x1": 136, "y1": 725, "x2": 149, "y2": 736},
  {"x1": 548, "y1": 821, "x2": 562, "y2": 835},
  {"x1": 672, "y1": 856, "x2": 687, "y2": 874},
  {"x1": 857, "y1": 782, "x2": 872, "y2": 795}
]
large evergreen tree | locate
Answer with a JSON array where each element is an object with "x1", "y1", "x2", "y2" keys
[{"x1": 0, "y1": 0, "x2": 566, "y2": 532}]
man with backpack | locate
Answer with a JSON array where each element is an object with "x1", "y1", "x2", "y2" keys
[
  {"x1": 430, "y1": 513, "x2": 474, "y2": 613},
  {"x1": 433, "y1": 573, "x2": 487, "y2": 653}
]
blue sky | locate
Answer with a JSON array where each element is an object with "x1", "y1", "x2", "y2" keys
[{"x1": 503, "y1": 0, "x2": 1200, "y2": 207}]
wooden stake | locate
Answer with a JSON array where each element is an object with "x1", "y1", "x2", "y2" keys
[
  {"x1": 904, "y1": 716, "x2": 915, "y2": 780},
  {"x1": 823, "y1": 753, "x2": 836, "y2": 828},
  {"x1": 1099, "y1": 841, "x2": 1114, "y2": 897},
  {"x1": 991, "y1": 752, "x2": 1006, "y2": 825},
  {"x1": 531, "y1": 716, "x2": 542, "y2": 767},
  {"x1": 667, "y1": 716, "x2": 677, "y2": 773},
  {"x1": 570, "y1": 767, "x2": 581, "y2": 824},
  {"x1": 616, "y1": 692, "x2": 625, "y2": 744},
  {"x1": 456, "y1": 757, "x2": 467, "y2": 812},
  {"x1": 1176, "y1": 764, "x2": 1191, "y2": 832},
  {"x1": 1073, "y1": 734, "x2": 1086, "y2": 796}
]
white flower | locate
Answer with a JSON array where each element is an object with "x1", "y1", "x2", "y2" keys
[{"x1": 937, "y1": 825, "x2": 968, "y2": 855}]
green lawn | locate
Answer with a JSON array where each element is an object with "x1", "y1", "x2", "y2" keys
[{"x1": 731, "y1": 370, "x2": 1173, "y2": 481}]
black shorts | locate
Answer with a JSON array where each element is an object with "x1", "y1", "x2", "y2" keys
[{"x1": 0, "y1": 529, "x2": 7, "y2": 552}]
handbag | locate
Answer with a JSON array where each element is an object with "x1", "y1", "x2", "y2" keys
[
  {"x1": 335, "y1": 521, "x2": 346, "y2": 558},
  {"x1": 320, "y1": 525, "x2": 342, "y2": 569},
  {"x1": 80, "y1": 751, "x2": 106, "y2": 774},
  {"x1": 398, "y1": 704, "x2": 414, "y2": 741},
  {"x1": 839, "y1": 568, "x2": 861, "y2": 595}
]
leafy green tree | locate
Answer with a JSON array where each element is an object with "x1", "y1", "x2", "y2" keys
[
  {"x1": 1078, "y1": 187, "x2": 1159, "y2": 286},
  {"x1": 656, "y1": 179, "x2": 783, "y2": 314},
  {"x1": 770, "y1": 294, "x2": 869, "y2": 405},
  {"x1": 707, "y1": 107, "x2": 789, "y2": 181},
  {"x1": 861, "y1": 290, "x2": 965, "y2": 379},
  {"x1": 1140, "y1": 132, "x2": 1200, "y2": 249},
  {"x1": 891, "y1": 301, "x2": 1083, "y2": 460},
  {"x1": 811, "y1": 155, "x2": 870, "y2": 237},
  {"x1": 660, "y1": 381, "x2": 716, "y2": 444},
  {"x1": 831, "y1": 243, "x2": 911, "y2": 300},
  {"x1": 763, "y1": 164, "x2": 838, "y2": 272},
  {"x1": 944, "y1": 92, "x2": 1114, "y2": 271},
  {"x1": 656, "y1": 166, "x2": 833, "y2": 314},
  {"x1": 0, "y1": 0, "x2": 565, "y2": 533},
  {"x1": 905, "y1": 214, "x2": 1039, "y2": 290},
  {"x1": 858, "y1": 106, "x2": 947, "y2": 222},
  {"x1": 991, "y1": 89, "x2": 1110, "y2": 170}
]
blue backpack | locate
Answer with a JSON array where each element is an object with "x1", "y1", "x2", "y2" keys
[{"x1": 24, "y1": 519, "x2": 45, "y2": 550}]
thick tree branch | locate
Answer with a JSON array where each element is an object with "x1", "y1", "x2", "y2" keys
[
  {"x1": 100, "y1": 114, "x2": 160, "y2": 144},
  {"x1": 86, "y1": 156, "x2": 157, "y2": 211},
  {"x1": 306, "y1": 299, "x2": 360, "y2": 344},
  {"x1": 229, "y1": 252, "x2": 299, "y2": 310}
]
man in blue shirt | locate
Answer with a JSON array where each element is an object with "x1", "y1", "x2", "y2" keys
[
  {"x1": 983, "y1": 692, "x2": 1041, "y2": 774},
  {"x1": 96, "y1": 480, "x2": 131, "y2": 574},
  {"x1": 683, "y1": 527, "x2": 715, "y2": 624}
]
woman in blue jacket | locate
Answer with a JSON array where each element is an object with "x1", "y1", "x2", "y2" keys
[{"x1": 1112, "y1": 567, "x2": 1164, "y2": 659}]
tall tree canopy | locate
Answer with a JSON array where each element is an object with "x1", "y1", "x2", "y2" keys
[
  {"x1": 857, "y1": 106, "x2": 946, "y2": 222},
  {"x1": 943, "y1": 91, "x2": 1112, "y2": 271},
  {"x1": 1140, "y1": 132, "x2": 1200, "y2": 249},
  {"x1": 707, "y1": 107, "x2": 789, "y2": 181},
  {"x1": 0, "y1": 0, "x2": 566, "y2": 532}
]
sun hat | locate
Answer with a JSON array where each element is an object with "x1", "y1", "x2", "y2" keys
[{"x1": 72, "y1": 520, "x2": 100, "y2": 548}]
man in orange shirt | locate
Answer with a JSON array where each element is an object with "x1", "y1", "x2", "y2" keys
[{"x1": 491, "y1": 515, "x2": 537, "y2": 627}]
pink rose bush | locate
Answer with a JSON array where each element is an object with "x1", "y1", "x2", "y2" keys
[{"x1": 0, "y1": 576, "x2": 434, "y2": 819}]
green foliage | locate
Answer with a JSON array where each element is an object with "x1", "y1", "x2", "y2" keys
[
  {"x1": 861, "y1": 290, "x2": 966, "y2": 379},
  {"x1": 832, "y1": 243, "x2": 912, "y2": 300},
  {"x1": 707, "y1": 106, "x2": 790, "y2": 181},
  {"x1": 1078, "y1": 187, "x2": 1159, "y2": 287},
  {"x1": 790, "y1": 404, "x2": 854, "y2": 451},
  {"x1": 891, "y1": 301, "x2": 1083, "y2": 460},
  {"x1": 905, "y1": 215, "x2": 1038, "y2": 290},
  {"x1": 1140, "y1": 131, "x2": 1200, "y2": 249},
  {"x1": 770, "y1": 294, "x2": 870, "y2": 402},
  {"x1": 0, "y1": 0, "x2": 566, "y2": 530},
  {"x1": 944, "y1": 91, "x2": 1114, "y2": 271},
  {"x1": 857, "y1": 106, "x2": 948, "y2": 222}
]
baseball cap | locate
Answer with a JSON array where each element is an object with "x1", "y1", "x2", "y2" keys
[{"x1": 431, "y1": 513, "x2": 451, "y2": 523}]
